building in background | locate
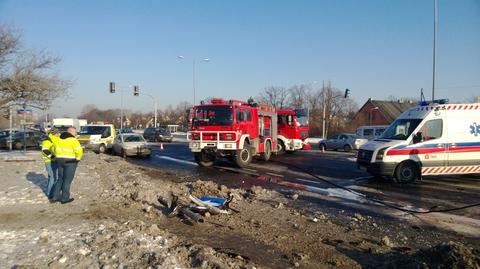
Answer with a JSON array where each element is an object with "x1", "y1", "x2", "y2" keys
[{"x1": 348, "y1": 98, "x2": 416, "y2": 131}]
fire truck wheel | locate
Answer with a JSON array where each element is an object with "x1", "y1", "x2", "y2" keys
[
  {"x1": 276, "y1": 141, "x2": 285, "y2": 155},
  {"x1": 235, "y1": 145, "x2": 252, "y2": 167},
  {"x1": 394, "y1": 161, "x2": 418, "y2": 183},
  {"x1": 262, "y1": 141, "x2": 272, "y2": 161},
  {"x1": 194, "y1": 151, "x2": 215, "y2": 167}
]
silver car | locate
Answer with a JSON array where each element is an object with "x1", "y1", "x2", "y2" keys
[
  {"x1": 112, "y1": 133, "x2": 151, "y2": 158},
  {"x1": 318, "y1": 133, "x2": 368, "y2": 152}
]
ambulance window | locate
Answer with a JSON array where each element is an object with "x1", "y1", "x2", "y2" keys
[{"x1": 419, "y1": 119, "x2": 443, "y2": 141}]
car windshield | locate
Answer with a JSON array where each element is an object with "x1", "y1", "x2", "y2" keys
[
  {"x1": 193, "y1": 105, "x2": 233, "y2": 126},
  {"x1": 123, "y1": 135, "x2": 145, "y2": 142},
  {"x1": 294, "y1": 109, "x2": 308, "y2": 126},
  {"x1": 80, "y1": 126, "x2": 108, "y2": 135},
  {"x1": 380, "y1": 118, "x2": 422, "y2": 140}
]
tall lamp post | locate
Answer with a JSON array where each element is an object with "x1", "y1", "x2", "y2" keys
[{"x1": 177, "y1": 56, "x2": 210, "y2": 105}]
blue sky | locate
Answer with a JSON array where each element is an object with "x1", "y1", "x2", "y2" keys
[{"x1": 1, "y1": 0, "x2": 479, "y2": 117}]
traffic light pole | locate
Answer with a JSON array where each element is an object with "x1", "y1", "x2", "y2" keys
[
  {"x1": 120, "y1": 88, "x2": 124, "y2": 131},
  {"x1": 9, "y1": 105, "x2": 12, "y2": 151}
]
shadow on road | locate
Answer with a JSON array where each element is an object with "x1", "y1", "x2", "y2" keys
[{"x1": 25, "y1": 172, "x2": 48, "y2": 196}]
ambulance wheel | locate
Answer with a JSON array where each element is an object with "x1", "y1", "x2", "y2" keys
[
  {"x1": 98, "y1": 144, "x2": 107, "y2": 154},
  {"x1": 235, "y1": 145, "x2": 252, "y2": 168},
  {"x1": 194, "y1": 151, "x2": 215, "y2": 167},
  {"x1": 262, "y1": 141, "x2": 272, "y2": 161},
  {"x1": 394, "y1": 162, "x2": 418, "y2": 183},
  {"x1": 276, "y1": 141, "x2": 286, "y2": 155},
  {"x1": 344, "y1": 144, "x2": 352, "y2": 152}
]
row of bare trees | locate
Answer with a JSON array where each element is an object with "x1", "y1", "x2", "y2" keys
[
  {"x1": 258, "y1": 81, "x2": 358, "y2": 137},
  {"x1": 0, "y1": 25, "x2": 70, "y2": 111},
  {"x1": 78, "y1": 102, "x2": 191, "y2": 130}
]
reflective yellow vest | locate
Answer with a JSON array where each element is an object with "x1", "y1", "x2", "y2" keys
[
  {"x1": 41, "y1": 138, "x2": 54, "y2": 163},
  {"x1": 54, "y1": 136, "x2": 83, "y2": 161}
]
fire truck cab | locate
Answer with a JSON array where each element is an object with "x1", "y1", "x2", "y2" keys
[
  {"x1": 277, "y1": 109, "x2": 310, "y2": 153},
  {"x1": 188, "y1": 99, "x2": 277, "y2": 167}
]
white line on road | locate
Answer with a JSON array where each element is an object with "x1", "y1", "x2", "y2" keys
[
  {"x1": 155, "y1": 156, "x2": 198, "y2": 166},
  {"x1": 266, "y1": 172, "x2": 285, "y2": 178}
]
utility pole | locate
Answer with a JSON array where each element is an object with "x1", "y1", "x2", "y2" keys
[
  {"x1": 432, "y1": 0, "x2": 437, "y2": 101},
  {"x1": 322, "y1": 81, "x2": 326, "y2": 140}
]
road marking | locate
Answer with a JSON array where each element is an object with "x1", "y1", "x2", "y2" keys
[
  {"x1": 266, "y1": 172, "x2": 285, "y2": 178},
  {"x1": 155, "y1": 156, "x2": 198, "y2": 166},
  {"x1": 347, "y1": 157, "x2": 357, "y2": 162}
]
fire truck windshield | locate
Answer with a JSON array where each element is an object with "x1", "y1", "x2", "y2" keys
[
  {"x1": 294, "y1": 109, "x2": 308, "y2": 126},
  {"x1": 193, "y1": 106, "x2": 233, "y2": 126}
]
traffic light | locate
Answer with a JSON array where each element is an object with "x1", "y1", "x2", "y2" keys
[
  {"x1": 109, "y1": 82, "x2": 116, "y2": 93},
  {"x1": 133, "y1": 85, "x2": 139, "y2": 96},
  {"x1": 344, "y1": 88, "x2": 350, "y2": 98}
]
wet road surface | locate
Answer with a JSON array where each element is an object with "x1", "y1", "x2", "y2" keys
[{"x1": 129, "y1": 142, "x2": 480, "y2": 237}]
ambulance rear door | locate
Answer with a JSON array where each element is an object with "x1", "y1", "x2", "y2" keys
[{"x1": 446, "y1": 105, "x2": 480, "y2": 172}]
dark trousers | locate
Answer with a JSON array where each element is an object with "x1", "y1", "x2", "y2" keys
[{"x1": 52, "y1": 159, "x2": 78, "y2": 202}]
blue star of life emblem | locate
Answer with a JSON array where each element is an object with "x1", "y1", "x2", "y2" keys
[{"x1": 471, "y1": 123, "x2": 480, "y2": 136}]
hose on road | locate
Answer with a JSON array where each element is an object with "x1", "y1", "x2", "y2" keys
[{"x1": 271, "y1": 159, "x2": 480, "y2": 214}]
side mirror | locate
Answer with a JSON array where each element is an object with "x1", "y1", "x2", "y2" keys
[{"x1": 412, "y1": 132, "x2": 422, "y2": 144}]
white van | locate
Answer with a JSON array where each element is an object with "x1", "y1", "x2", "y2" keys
[
  {"x1": 356, "y1": 125, "x2": 389, "y2": 140},
  {"x1": 357, "y1": 100, "x2": 480, "y2": 183}
]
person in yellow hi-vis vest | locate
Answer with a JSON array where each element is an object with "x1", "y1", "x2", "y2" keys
[
  {"x1": 41, "y1": 130, "x2": 60, "y2": 199},
  {"x1": 50, "y1": 127, "x2": 83, "y2": 204}
]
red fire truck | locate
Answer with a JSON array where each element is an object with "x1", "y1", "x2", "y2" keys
[
  {"x1": 276, "y1": 109, "x2": 310, "y2": 153},
  {"x1": 188, "y1": 98, "x2": 278, "y2": 167}
]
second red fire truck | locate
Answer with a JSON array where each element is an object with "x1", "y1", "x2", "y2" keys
[{"x1": 188, "y1": 98, "x2": 309, "y2": 167}]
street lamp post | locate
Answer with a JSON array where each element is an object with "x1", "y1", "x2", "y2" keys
[
  {"x1": 136, "y1": 91, "x2": 158, "y2": 128},
  {"x1": 178, "y1": 56, "x2": 210, "y2": 105}
]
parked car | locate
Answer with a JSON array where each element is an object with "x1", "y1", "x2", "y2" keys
[
  {"x1": 117, "y1": 127, "x2": 133, "y2": 134},
  {"x1": 112, "y1": 133, "x2": 151, "y2": 158},
  {"x1": 0, "y1": 129, "x2": 19, "y2": 139},
  {"x1": 318, "y1": 133, "x2": 368, "y2": 152},
  {"x1": 0, "y1": 131, "x2": 44, "y2": 150},
  {"x1": 143, "y1": 127, "x2": 173, "y2": 142},
  {"x1": 355, "y1": 125, "x2": 389, "y2": 140}
]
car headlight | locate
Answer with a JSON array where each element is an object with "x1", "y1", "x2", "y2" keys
[{"x1": 376, "y1": 147, "x2": 389, "y2": 160}]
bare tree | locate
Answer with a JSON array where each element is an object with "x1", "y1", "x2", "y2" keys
[
  {"x1": 258, "y1": 86, "x2": 288, "y2": 109},
  {"x1": 0, "y1": 24, "x2": 71, "y2": 109},
  {"x1": 288, "y1": 84, "x2": 309, "y2": 109}
]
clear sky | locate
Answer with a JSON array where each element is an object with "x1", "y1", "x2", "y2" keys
[{"x1": 1, "y1": 0, "x2": 479, "y2": 117}]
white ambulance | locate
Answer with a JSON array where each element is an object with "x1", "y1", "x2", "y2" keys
[{"x1": 357, "y1": 99, "x2": 480, "y2": 183}]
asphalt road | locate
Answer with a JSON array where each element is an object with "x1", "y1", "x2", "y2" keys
[{"x1": 129, "y1": 141, "x2": 480, "y2": 237}]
